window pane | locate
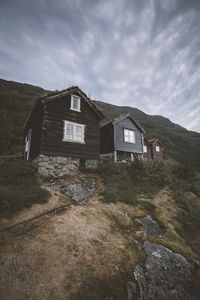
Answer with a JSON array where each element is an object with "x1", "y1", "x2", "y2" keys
[
  {"x1": 124, "y1": 129, "x2": 129, "y2": 141},
  {"x1": 75, "y1": 125, "x2": 83, "y2": 141},
  {"x1": 64, "y1": 121, "x2": 84, "y2": 143},
  {"x1": 130, "y1": 131, "x2": 134, "y2": 142},
  {"x1": 71, "y1": 95, "x2": 80, "y2": 111},
  {"x1": 25, "y1": 141, "x2": 29, "y2": 151},
  {"x1": 124, "y1": 129, "x2": 135, "y2": 143},
  {"x1": 66, "y1": 124, "x2": 73, "y2": 139},
  {"x1": 73, "y1": 98, "x2": 78, "y2": 110},
  {"x1": 156, "y1": 146, "x2": 160, "y2": 152},
  {"x1": 143, "y1": 146, "x2": 147, "y2": 153}
]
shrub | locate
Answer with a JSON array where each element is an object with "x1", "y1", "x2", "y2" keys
[
  {"x1": 0, "y1": 160, "x2": 50, "y2": 217},
  {"x1": 97, "y1": 161, "x2": 169, "y2": 204},
  {"x1": 172, "y1": 164, "x2": 195, "y2": 182}
]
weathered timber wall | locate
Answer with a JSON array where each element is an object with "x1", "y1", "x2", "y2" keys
[
  {"x1": 100, "y1": 122, "x2": 114, "y2": 154},
  {"x1": 152, "y1": 142, "x2": 164, "y2": 160},
  {"x1": 40, "y1": 93, "x2": 101, "y2": 159},
  {"x1": 114, "y1": 117, "x2": 143, "y2": 153},
  {"x1": 24, "y1": 100, "x2": 44, "y2": 159}
]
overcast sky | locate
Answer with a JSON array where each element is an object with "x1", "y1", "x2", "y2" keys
[{"x1": 0, "y1": 0, "x2": 200, "y2": 132}]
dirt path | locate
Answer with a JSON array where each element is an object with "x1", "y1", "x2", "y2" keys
[{"x1": 0, "y1": 195, "x2": 145, "y2": 300}]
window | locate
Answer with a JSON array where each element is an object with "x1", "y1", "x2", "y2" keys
[
  {"x1": 156, "y1": 145, "x2": 160, "y2": 152},
  {"x1": 70, "y1": 94, "x2": 81, "y2": 111},
  {"x1": 124, "y1": 129, "x2": 135, "y2": 143},
  {"x1": 143, "y1": 145, "x2": 147, "y2": 153},
  {"x1": 25, "y1": 129, "x2": 32, "y2": 160},
  {"x1": 63, "y1": 121, "x2": 85, "y2": 143}
]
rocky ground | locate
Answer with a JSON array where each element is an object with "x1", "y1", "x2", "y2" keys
[{"x1": 0, "y1": 174, "x2": 199, "y2": 300}]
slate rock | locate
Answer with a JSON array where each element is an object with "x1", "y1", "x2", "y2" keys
[
  {"x1": 135, "y1": 215, "x2": 165, "y2": 236},
  {"x1": 132, "y1": 241, "x2": 200, "y2": 300},
  {"x1": 66, "y1": 178, "x2": 96, "y2": 204}
]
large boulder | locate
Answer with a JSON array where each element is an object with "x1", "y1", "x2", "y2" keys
[{"x1": 131, "y1": 241, "x2": 200, "y2": 300}]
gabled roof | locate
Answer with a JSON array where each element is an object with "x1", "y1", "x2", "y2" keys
[
  {"x1": 144, "y1": 138, "x2": 164, "y2": 148},
  {"x1": 39, "y1": 86, "x2": 104, "y2": 119},
  {"x1": 100, "y1": 112, "x2": 145, "y2": 133}
]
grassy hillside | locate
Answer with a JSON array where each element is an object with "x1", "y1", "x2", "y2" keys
[
  {"x1": 0, "y1": 79, "x2": 45, "y2": 154},
  {"x1": 0, "y1": 160, "x2": 50, "y2": 217},
  {"x1": 0, "y1": 160, "x2": 200, "y2": 299},
  {"x1": 97, "y1": 160, "x2": 200, "y2": 255},
  {"x1": 0, "y1": 78, "x2": 200, "y2": 169}
]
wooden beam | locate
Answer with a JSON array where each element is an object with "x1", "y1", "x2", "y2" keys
[
  {"x1": 131, "y1": 153, "x2": 134, "y2": 162},
  {"x1": 114, "y1": 151, "x2": 117, "y2": 163}
]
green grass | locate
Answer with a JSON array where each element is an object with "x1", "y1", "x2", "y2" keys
[
  {"x1": 70, "y1": 270, "x2": 135, "y2": 300},
  {"x1": 97, "y1": 160, "x2": 200, "y2": 254},
  {"x1": 97, "y1": 160, "x2": 171, "y2": 205},
  {"x1": 0, "y1": 160, "x2": 50, "y2": 217}
]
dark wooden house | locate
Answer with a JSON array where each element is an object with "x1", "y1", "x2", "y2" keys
[
  {"x1": 100, "y1": 113, "x2": 145, "y2": 162},
  {"x1": 24, "y1": 86, "x2": 104, "y2": 163},
  {"x1": 143, "y1": 138, "x2": 164, "y2": 160}
]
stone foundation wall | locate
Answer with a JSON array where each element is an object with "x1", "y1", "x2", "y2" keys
[
  {"x1": 85, "y1": 159, "x2": 99, "y2": 170},
  {"x1": 33, "y1": 155, "x2": 80, "y2": 178}
]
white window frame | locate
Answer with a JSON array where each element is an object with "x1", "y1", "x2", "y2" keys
[
  {"x1": 70, "y1": 94, "x2": 81, "y2": 112},
  {"x1": 25, "y1": 129, "x2": 32, "y2": 160},
  {"x1": 156, "y1": 145, "x2": 160, "y2": 152},
  {"x1": 63, "y1": 120, "x2": 85, "y2": 143},
  {"x1": 143, "y1": 145, "x2": 147, "y2": 153},
  {"x1": 124, "y1": 128, "x2": 135, "y2": 144}
]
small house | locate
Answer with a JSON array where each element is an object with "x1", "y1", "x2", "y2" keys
[
  {"x1": 24, "y1": 86, "x2": 104, "y2": 176},
  {"x1": 143, "y1": 138, "x2": 164, "y2": 160},
  {"x1": 100, "y1": 113, "x2": 145, "y2": 162}
]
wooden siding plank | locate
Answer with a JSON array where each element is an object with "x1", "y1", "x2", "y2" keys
[
  {"x1": 41, "y1": 93, "x2": 101, "y2": 159},
  {"x1": 114, "y1": 117, "x2": 143, "y2": 153}
]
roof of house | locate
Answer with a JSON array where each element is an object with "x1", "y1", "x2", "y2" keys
[
  {"x1": 144, "y1": 138, "x2": 164, "y2": 148},
  {"x1": 24, "y1": 86, "x2": 105, "y2": 129},
  {"x1": 100, "y1": 112, "x2": 145, "y2": 133},
  {"x1": 39, "y1": 86, "x2": 104, "y2": 119}
]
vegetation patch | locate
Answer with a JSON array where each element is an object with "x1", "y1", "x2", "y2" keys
[
  {"x1": 97, "y1": 160, "x2": 200, "y2": 256},
  {"x1": 0, "y1": 160, "x2": 50, "y2": 217},
  {"x1": 97, "y1": 160, "x2": 200, "y2": 201},
  {"x1": 0, "y1": 159, "x2": 200, "y2": 299},
  {"x1": 69, "y1": 271, "x2": 136, "y2": 300},
  {"x1": 97, "y1": 160, "x2": 171, "y2": 205}
]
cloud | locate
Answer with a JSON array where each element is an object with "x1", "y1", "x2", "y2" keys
[{"x1": 0, "y1": 0, "x2": 200, "y2": 132}]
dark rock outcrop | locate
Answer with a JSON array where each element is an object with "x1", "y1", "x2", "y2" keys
[
  {"x1": 65, "y1": 178, "x2": 96, "y2": 204},
  {"x1": 135, "y1": 215, "x2": 165, "y2": 236},
  {"x1": 131, "y1": 241, "x2": 200, "y2": 300},
  {"x1": 44, "y1": 177, "x2": 96, "y2": 204}
]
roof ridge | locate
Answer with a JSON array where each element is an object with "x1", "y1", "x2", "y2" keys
[
  {"x1": 39, "y1": 86, "x2": 80, "y2": 99},
  {"x1": 100, "y1": 112, "x2": 145, "y2": 133}
]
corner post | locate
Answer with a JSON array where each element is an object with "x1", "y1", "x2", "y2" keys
[
  {"x1": 131, "y1": 153, "x2": 134, "y2": 162},
  {"x1": 114, "y1": 151, "x2": 117, "y2": 163}
]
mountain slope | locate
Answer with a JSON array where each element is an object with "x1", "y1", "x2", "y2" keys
[
  {"x1": 0, "y1": 79, "x2": 46, "y2": 154},
  {"x1": 94, "y1": 100, "x2": 200, "y2": 169},
  {"x1": 0, "y1": 78, "x2": 200, "y2": 169}
]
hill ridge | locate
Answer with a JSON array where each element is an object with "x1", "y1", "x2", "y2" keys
[{"x1": 0, "y1": 78, "x2": 200, "y2": 169}]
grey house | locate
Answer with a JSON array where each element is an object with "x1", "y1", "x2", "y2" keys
[{"x1": 100, "y1": 113, "x2": 145, "y2": 162}]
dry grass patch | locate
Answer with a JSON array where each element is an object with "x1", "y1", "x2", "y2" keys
[
  {"x1": 0, "y1": 186, "x2": 70, "y2": 231},
  {"x1": 137, "y1": 189, "x2": 200, "y2": 260},
  {"x1": 0, "y1": 198, "x2": 146, "y2": 300}
]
